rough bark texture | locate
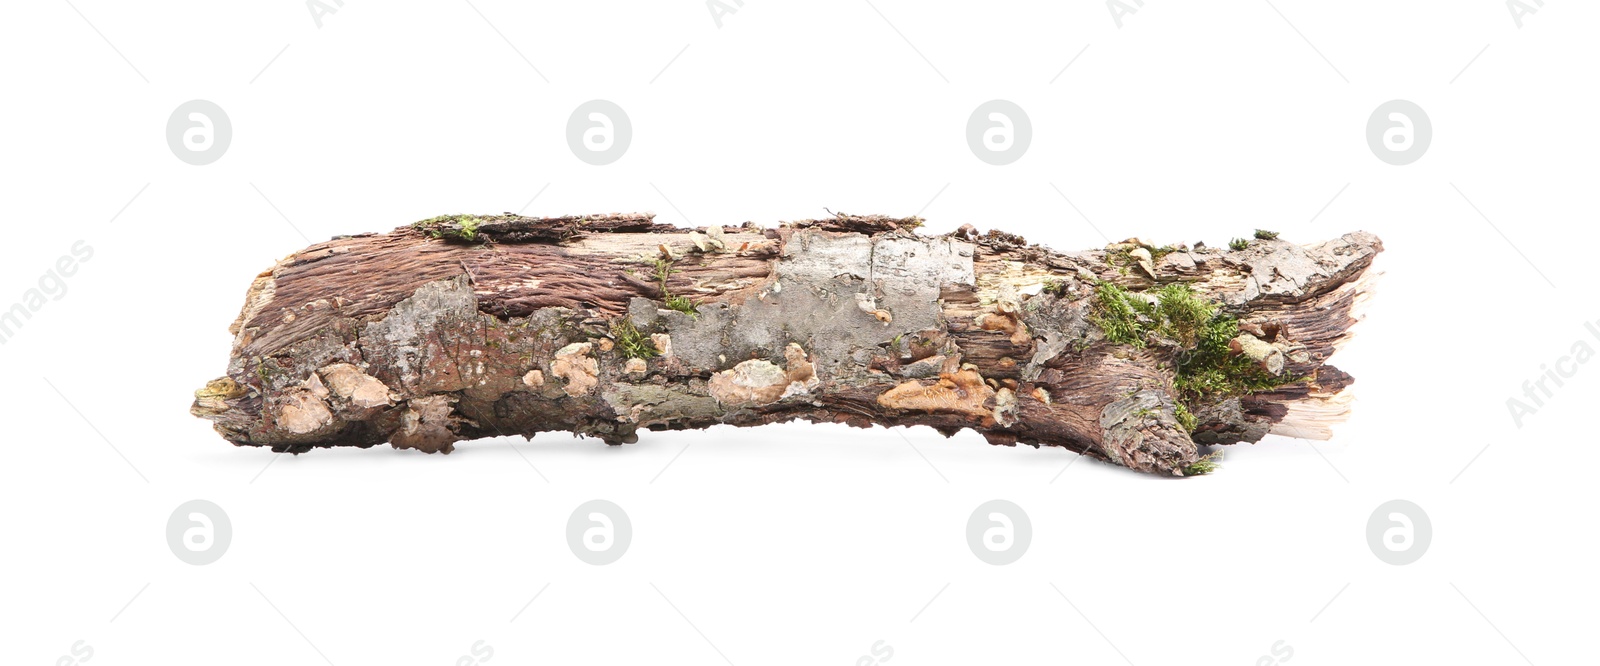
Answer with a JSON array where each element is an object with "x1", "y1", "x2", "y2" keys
[{"x1": 191, "y1": 213, "x2": 1382, "y2": 476}]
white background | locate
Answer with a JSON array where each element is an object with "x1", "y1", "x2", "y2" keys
[{"x1": 1, "y1": 1, "x2": 1595, "y2": 664}]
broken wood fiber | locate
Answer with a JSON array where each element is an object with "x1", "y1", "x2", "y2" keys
[{"x1": 191, "y1": 212, "x2": 1382, "y2": 476}]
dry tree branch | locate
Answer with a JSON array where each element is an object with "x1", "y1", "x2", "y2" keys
[{"x1": 191, "y1": 213, "x2": 1381, "y2": 476}]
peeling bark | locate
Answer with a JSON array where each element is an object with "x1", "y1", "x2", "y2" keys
[{"x1": 192, "y1": 212, "x2": 1382, "y2": 476}]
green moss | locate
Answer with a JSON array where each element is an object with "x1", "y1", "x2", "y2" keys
[
  {"x1": 650, "y1": 257, "x2": 703, "y2": 318},
  {"x1": 1088, "y1": 282, "x2": 1153, "y2": 347},
  {"x1": 1172, "y1": 313, "x2": 1297, "y2": 399},
  {"x1": 1229, "y1": 238, "x2": 1250, "y2": 251},
  {"x1": 1105, "y1": 247, "x2": 1137, "y2": 270},
  {"x1": 1042, "y1": 279, "x2": 1070, "y2": 296},
  {"x1": 651, "y1": 256, "x2": 685, "y2": 301},
  {"x1": 1253, "y1": 229, "x2": 1279, "y2": 240},
  {"x1": 456, "y1": 215, "x2": 481, "y2": 241},
  {"x1": 1106, "y1": 244, "x2": 1178, "y2": 271},
  {"x1": 412, "y1": 215, "x2": 451, "y2": 228},
  {"x1": 1091, "y1": 281, "x2": 1216, "y2": 348},
  {"x1": 1151, "y1": 283, "x2": 1212, "y2": 347},
  {"x1": 414, "y1": 214, "x2": 485, "y2": 242},
  {"x1": 652, "y1": 257, "x2": 678, "y2": 290},
  {"x1": 611, "y1": 319, "x2": 658, "y2": 360},
  {"x1": 1090, "y1": 281, "x2": 1298, "y2": 409},
  {"x1": 1174, "y1": 402, "x2": 1197, "y2": 432},
  {"x1": 1182, "y1": 451, "x2": 1222, "y2": 476},
  {"x1": 664, "y1": 295, "x2": 699, "y2": 319}
]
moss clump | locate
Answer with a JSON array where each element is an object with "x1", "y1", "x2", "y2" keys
[
  {"x1": 1182, "y1": 450, "x2": 1222, "y2": 476},
  {"x1": 1151, "y1": 283, "x2": 1212, "y2": 347},
  {"x1": 414, "y1": 214, "x2": 485, "y2": 242},
  {"x1": 1089, "y1": 282, "x2": 1213, "y2": 348},
  {"x1": 1088, "y1": 282, "x2": 1155, "y2": 347},
  {"x1": 1088, "y1": 281, "x2": 1294, "y2": 451},
  {"x1": 1174, "y1": 402, "x2": 1197, "y2": 433},
  {"x1": 650, "y1": 257, "x2": 703, "y2": 318},
  {"x1": 611, "y1": 319, "x2": 658, "y2": 360},
  {"x1": 1172, "y1": 312, "x2": 1296, "y2": 400},
  {"x1": 1228, "y1": 238, "x2": 1250, "y2": 251},
  {"x1": 1253, "y1": 229, "x2": 1279, "y2": 240},
  {"x1": 412, "y1": 215, "x2": 447, "y2": 228},
  {"x1": 664, "y1": 295, "x2": 699, "y2": 318},
  {"x1": 651, "y1": 257, "x2": 675, "y2": 285},
  {"x1": 1042, "y1": 279, "x2": 1070, "y2": 296},
  {"x1": 1105, "y1": 248, "x2": 1134, "y2": 270},
  {"x1": 456, "y1": 216, "x2": 481, "y2": 241},
  {"x1": 649, "y1": 256, "x2": 685, "y2": 302},
  {"x1": 1090, "y1": 281, "x2": 1296, "y2": 403},
  {"x1": 1105, "y1": 243, "x2": 1180, "y2": 273}
]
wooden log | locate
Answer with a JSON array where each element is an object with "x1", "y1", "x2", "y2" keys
[{"x1": 191, "y1": 213, "x2": 1382, "y2": 476}]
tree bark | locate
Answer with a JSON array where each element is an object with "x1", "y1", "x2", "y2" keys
[{"x1": 191, "y1": 213, "x2": 1382, "y2": 476}]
